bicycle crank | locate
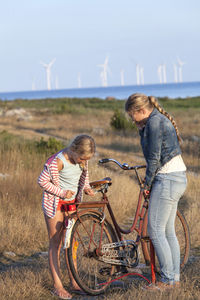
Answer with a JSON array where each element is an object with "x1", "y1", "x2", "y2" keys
[{"x1": 99, "y1": 240, "x2": 139, "y2": 268}]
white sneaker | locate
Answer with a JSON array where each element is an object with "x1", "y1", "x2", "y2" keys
[{"x1": 63, "y1": 218, "x2": 75, "y2": 249}]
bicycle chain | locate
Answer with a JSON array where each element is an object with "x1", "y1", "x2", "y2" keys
[{"x1": 99, "y1": 240, "x2": 139, "y2": 268}]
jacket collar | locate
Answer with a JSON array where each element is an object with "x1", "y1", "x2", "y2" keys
[{"x1": 148, "y1": 108, "x2": 158, "y2": 119}]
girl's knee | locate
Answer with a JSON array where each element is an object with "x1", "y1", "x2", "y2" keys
[{"x1": 148, "y1": 223, "x2": 165, "y2": 239}]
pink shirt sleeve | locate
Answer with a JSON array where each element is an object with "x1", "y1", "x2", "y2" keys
[{"x1": 38, "y1": 166, "x2": 66, "y2": 198}]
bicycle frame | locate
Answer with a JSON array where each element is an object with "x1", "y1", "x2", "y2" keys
[
  {"x1": 70, "y1": 163, "x2": 155, "y2": 285},
  {"x1": 74, "y1": 159, "x2": 149, "y2": 252},
  {"x1": 75, "y1": 192, "x2": 149, "y2": 254}
]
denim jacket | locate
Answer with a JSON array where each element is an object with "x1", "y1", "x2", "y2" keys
[{"x1": 139, "y1": 108, "x2": 181, "y2": 189}]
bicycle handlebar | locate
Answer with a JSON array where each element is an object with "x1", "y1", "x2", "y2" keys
[
  {"x1": 99, "y1": 158, "x2": 146, "y2": 171},
  {"x1": 99, "y1": 158, "x2": 146, "y2": 188}
]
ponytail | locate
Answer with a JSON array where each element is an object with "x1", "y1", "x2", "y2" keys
[{"x1": 148, "y1": 96, "x2": 182, "y2": 142}]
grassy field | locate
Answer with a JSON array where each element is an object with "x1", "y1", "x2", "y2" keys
[{"x1": 0, "y1": 96, "x2": 200, "y2": 299}]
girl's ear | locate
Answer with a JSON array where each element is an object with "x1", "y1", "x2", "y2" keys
[
  {"x1": 140, "y1": 108, "x2": 146, "y2": 115},
  {"x1": 141, "y1": 108, "x2": 150, "y2": 116}
]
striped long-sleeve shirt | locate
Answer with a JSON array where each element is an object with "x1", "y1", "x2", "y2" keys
[{"x1": 37, "y1": 152, "x2": 90, "y2": 218}]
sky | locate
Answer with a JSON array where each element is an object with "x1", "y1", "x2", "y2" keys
[{"x1": 1, "y1": 0, "x2": 200, "y2": 92}]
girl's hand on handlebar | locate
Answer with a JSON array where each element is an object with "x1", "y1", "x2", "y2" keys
[{"x1": 84, "y1": 188, "x2": 95, "y2": 196}]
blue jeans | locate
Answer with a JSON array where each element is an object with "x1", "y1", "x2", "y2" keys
[{"x1": 148, "y1": 171, "x2": 187, "y2": 284}]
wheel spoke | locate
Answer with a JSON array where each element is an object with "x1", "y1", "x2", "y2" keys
[{"x1": 67, "y1": 213, "x2": 116, "y2": 295}]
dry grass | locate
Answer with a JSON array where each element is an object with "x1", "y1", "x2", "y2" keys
[{"x1": 0, "y1": 101, "x2": 200, "y2": 299}]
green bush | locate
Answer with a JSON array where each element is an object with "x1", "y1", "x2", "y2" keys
[
  {"x1": 35, "y1": 137, "x2": 65, "y2": 155},
  {"x1": 110, "y1": 109, "x2": 136, "y2": 131}
]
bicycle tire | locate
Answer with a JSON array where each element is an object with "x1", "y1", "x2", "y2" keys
[
  {"x1": 67, "y1": 212, "x2": 117, "y2": 295},
  {"x1": 141, "y1": 209, "x2": 190, "y2": 268}
]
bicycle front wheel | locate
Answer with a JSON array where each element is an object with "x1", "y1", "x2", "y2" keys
[
  {"x1": 141, "y1": 209, "x2": 190, "y2": 268},
  {"x1": 67, "y1": 213, "x2": 117, "y2": 295}
]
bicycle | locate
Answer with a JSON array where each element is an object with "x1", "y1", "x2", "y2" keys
[{"x1": 64, "y1": 158, "x2": 190, "y2": 295}]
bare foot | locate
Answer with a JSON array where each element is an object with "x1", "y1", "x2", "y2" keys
[
  {"x1": 52, "y1": 287, "x2": 72, "y2": 299},
  {"x1": 142, "y1": 281, "x2": 174, "y2": 292}
]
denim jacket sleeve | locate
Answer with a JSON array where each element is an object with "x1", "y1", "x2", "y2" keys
[{"x1": 141, "y1": 116, "x2": 163, "y2": 189}]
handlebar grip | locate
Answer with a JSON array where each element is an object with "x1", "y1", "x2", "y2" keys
[{"x1": 99, "y1": 158, "x2": 110, "y2": 164}]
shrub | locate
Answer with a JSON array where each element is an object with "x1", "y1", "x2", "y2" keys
[
  {"x1": 110, "y1": 109, "x2": 136, "y2": 131},
  {"x1": 35, "y1": 137, "x2": 65, "y2": 155}
]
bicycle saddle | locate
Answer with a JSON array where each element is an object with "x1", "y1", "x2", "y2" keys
[{"x1": 89, "y1": 177, "x2": 112, "y2": 188}]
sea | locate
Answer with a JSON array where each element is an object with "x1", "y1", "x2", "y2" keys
[{"x1": 0, "y1": 81, "x2": 200, "y2": 101}]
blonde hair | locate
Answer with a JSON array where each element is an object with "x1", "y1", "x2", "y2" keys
[
  {"x1": 69, "y1": 134, "x2": 96, "y2": 157},
  {"x1": 125, "y1": 93, "x2": 182, "y2": 142}
]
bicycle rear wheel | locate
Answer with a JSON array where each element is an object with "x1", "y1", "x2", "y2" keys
[
  {"x1": 141, "y1": 209, "x2": 190, "y2": 268},
  {"x1": 67, "y1": 213, "x2": 117, "y2": 295}
]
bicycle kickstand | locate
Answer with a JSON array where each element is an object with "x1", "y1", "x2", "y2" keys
[{"x1": 150, "y1": 240, "x2": 156, "y2": 284}]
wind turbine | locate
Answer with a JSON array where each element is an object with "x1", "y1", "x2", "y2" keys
[
  {"x1": 77, "y1": 72, "x2": 82, "y2": 88},
  {"x1": 136, "y1": 64, "x2": 144, "y2": 85},
  {"x1": 173, "y1": 63, "x2": 178, "y2": 83},
  {"x1": 120, "y1": 69, "x2": 125, "y2": 86},
  {"x1": 40, "y1": 58, "x2": 56, "y2": 90},
  {"x1": 97, "y1": 56, "x2": 110, "y2": 87},
  {"x1": 177, "y1": 57, "x2": 186, "y2": 83},
  {"x1": 157, "y1": 64, "x2": 167, "y2": 84},
  {"x1": 140, "y1": 66, "x2": 144, "y2": 85},
  {"x1": 157, "y1": 65, "x2": 163, "y2": 83}
]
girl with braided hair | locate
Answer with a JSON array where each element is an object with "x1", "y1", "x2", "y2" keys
[{"x1": 125, "y1": 93, "x2": 187, "y2": 291}]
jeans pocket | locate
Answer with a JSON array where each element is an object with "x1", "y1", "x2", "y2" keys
[{"x1": 170, "y1": 180, "x2": 187, "y2": 202}]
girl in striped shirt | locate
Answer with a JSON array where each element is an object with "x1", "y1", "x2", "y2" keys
[{"x1": 38, "y1": 134, "x2": 96, "y2": 299}]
